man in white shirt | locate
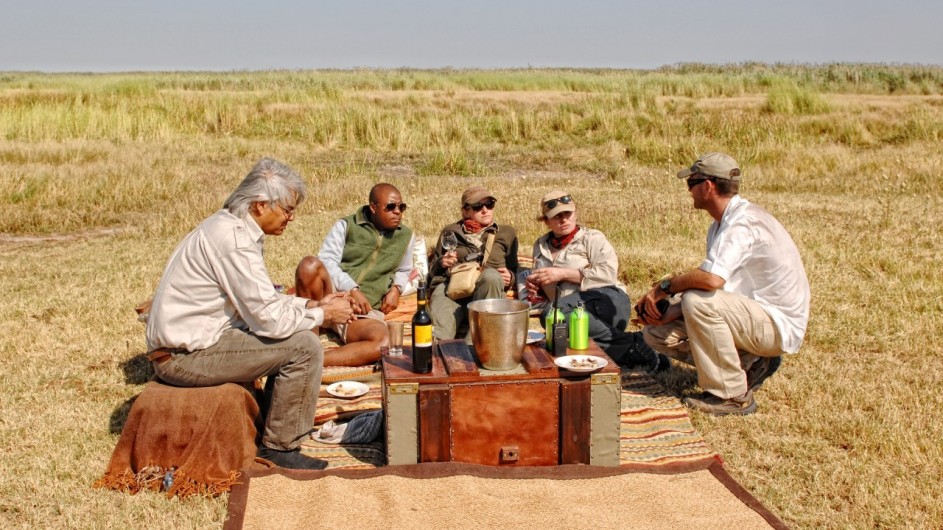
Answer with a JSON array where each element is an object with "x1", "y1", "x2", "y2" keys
[
  {"x1": 146, "y1": 158, "x2": 353, "y2": 469},
  {"x1": 636, "y1": 153, "x2": 811, "y2": 416}
]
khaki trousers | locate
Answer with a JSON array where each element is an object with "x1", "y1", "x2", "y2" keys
[
  {"x1": 430, "y1": 267, "x2": 506, "y2": 341},
  {"x1": 153, "y1": 328, "x2": 323, "y2": 451},
  {"x1": 642, "y1": 289, "x2": 783, "y2": 399}
]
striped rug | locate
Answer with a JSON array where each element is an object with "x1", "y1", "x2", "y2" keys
[
  {"x1": 618, "y1": 372, "x2": 717, "y2": 470},
  {"x1": 301, "y1": 365, "x2": 717, "y2": 470}
]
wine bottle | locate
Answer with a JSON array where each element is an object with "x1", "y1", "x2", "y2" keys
[{"x1": 411, "y1": 282, "x2": 433, "y2": 373}]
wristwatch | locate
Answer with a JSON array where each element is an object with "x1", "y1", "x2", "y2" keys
[{"x1": 659, "y1": 278, "x2": 673, "y2": 295}]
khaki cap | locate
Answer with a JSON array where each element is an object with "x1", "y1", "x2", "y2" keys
[
  {"x1": 541, "y1": 190, "x2": 576, "y2": 219},
  {"x1": 461, "y1": 186, "x2": 494, "y2": 207},
  {"x1": 677, "y1": 152, "x2": 742, "y2": 181}
]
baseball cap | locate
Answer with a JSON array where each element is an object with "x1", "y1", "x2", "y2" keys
[
  {"x1": 541, "y1": 190, "x2": 576, "y2": 219},
  {"x1": 461, "y1": 186, "x2": 494, "y2": 207},
  {"x1": 676, "y1": 152, "x2": 742, "y2": 181}
]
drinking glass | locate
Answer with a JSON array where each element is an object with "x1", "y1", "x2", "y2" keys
[
  {"x1": 387, "y1": 321, "x2": 404, "y2": 356},
  {"x1": 441, "y1": 232, "x2": 458, "y2": 253}
]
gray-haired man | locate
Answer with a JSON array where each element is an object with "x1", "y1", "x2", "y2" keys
[{"x1": 146, "y1": 158, "x2": 353, "y2": 469}]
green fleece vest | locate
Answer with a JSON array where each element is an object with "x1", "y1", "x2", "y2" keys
[{"x1": 340, "y1": 206, "x2": 413, "y2": 309}]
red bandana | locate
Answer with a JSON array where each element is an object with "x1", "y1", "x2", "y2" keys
[
  {"x1": 463, "y1": 219, "x2": 486, "y2": 233},
  {"x1": 549, "y1": 226, "x2": 580, "y2": 250}
]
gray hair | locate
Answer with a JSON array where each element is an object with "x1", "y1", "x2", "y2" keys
[{"x1": 223, "y1": 158, "x2": 308, "y2": 217}]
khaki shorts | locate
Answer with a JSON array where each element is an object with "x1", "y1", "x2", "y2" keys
[{"x1": 333, "y1": 309, "x2": 385, "y2": 343}]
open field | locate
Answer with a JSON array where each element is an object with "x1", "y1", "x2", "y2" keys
[{"x1": 1, "y1": 66, "x2": 941, "y2": 528}]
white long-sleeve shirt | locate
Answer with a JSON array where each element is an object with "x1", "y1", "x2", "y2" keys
[{"x1": 146, "y1": 209, "x2": 323, "y2": 352}]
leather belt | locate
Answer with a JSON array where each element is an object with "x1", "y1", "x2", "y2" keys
[{"x1": 147, "y1": 348, "x2": 185, "y2": 364}]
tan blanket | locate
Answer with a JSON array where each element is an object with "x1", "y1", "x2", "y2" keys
[
  {"x1": 94, "y1": 381, "x2": 268, "y2": 498},
  {"x1": 225, "y1": 461, "x2": 788, "y2": 529}
]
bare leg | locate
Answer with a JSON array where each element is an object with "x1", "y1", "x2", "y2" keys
[
  {"x1": 295, "y1": 255, "x2": 388, "y2": 366},
  {"x1": 295, "y1": 256, "x2": 333, "y2": 335},
  {"x1": 295, "y1": 256, "x2": 333, "y2": 301},
  {"x1": 323, "y1": 318, "x2": 389, "y2": 366}
]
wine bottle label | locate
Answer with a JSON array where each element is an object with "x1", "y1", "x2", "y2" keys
[{"x1": 413, "y1": 324, "x2": 433, "y2": 347}]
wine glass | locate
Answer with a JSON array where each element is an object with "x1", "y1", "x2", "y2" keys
[{"x1": 441, "y1": 232, "x2": 458, "y2": 253}]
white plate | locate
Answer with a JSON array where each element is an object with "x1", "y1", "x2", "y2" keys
[
  {"x1": 554, "y1": 354, "x2": 608, "y2": 373},
  {"x1": 326, "y1": 381, "x2": 369, "y2": 398},
  {"x1": 526, "y1": 330, "x2": 545, "y2": 344}
]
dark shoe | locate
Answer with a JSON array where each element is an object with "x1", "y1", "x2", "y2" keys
[
  {"x1": 683, "y1": 390, "x2": 757, "y2": 416},
  {"x1": 257, "y1": 446, "x2": 329, "y2": 470},
  {"x1": 746, "y1": 356, "x2": 782, "y2": 391},
  {"x1": 646, "y1": 353, "x2": 671, "y2": 374},
  {"x1": 616, "y1": 332, "x2": 670, "y2": 374}
]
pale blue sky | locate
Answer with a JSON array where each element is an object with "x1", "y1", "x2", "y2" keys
[{"x1": 2, "y1": 0, "x2": 941, "y2": 72}]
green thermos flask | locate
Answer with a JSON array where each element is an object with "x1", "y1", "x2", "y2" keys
[{"x1": 568, "y1": 302, "x2": 590, "y2": 350}]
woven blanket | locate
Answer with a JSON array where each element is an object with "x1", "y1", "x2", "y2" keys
[
  {"x1": 619, "y1": 372, "x2": 716, "y2": 470},
  {"x1": 225, "y1": 461, "x2": 787, "y2": 530}
]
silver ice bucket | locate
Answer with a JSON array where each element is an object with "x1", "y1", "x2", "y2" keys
[{"x1": 467, "y1": 299, "x2": 529, "y2": 371}]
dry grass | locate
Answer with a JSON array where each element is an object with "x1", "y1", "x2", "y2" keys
[{"x1": 1, "y1": 67, "x2": 941, "y2": 528}]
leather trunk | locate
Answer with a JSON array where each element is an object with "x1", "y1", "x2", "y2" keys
[{"x1": 382, "y1": 339, "x2": 621, "y2": 467}]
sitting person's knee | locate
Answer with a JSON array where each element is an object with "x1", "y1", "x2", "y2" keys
[
  {"x1": 287, "y1": 330, "x2": 323, "y2": 364},
  {"x1": 372, "y1": 327, "x2": 390, "y2": 348},
  {"x1": 349, "y1": 318, "x2": 388, "y2": 346},
  {"x1": 296, "y1": 255, "x2": 325, "y2": 279},
  {"x1": 680, "y1": 289, "x2": 715, "y2": 316},
  {"x1": 477, "y1": 268, "x2": 504, "y2": 288}
]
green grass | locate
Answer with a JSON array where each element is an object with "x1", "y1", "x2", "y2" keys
[{"x1": 1, "y1": 66, "x2": 942, "y2": 528}]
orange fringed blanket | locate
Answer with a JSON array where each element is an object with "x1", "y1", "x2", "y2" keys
[{"x1": 94, "y1": 381, "x2": 268, "y2": 498}]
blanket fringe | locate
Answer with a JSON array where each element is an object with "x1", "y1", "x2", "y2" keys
[{"x1": 93, "y1": 466, "x2": 242, "y2": 498}]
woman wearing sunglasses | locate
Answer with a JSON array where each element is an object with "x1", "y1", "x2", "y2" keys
[
  {"x1": 428, "y1": 186, "x2": 519, "y2": 341},
  {"x1": 526, "y1": 190, "x2": 668, "y2": 372}
]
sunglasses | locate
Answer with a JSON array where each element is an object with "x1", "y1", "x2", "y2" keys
[
  {"x1": 464, "y1": 198, "x2": 497, "y2": 212},
  {"x1": 377, "y1": 202, "x2": 407, "y2": 213},
  {"x1": 543, "y1": 195, "x2": 573, "y2": 210},
  {"x1": 686, "y1": 177, "x2": 714, "y2": 190}
]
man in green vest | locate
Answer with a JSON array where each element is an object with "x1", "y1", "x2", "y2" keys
[{"x1": 295, "y1": 183, "x2": 415, "y2": 366}]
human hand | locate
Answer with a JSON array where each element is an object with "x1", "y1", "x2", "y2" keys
[
  {"x1": 380, "y1": 287, "x2": 401, "y2": 314},
  {"x1": 320, "y1": 292, "x2": 348, "y2": 305},
  {"x1": 497, "y1": 267, "x2": 512, "y2": 289},
  {"x1": 528, "y1": 267, "x2": 559, "y2": 288},
  {"x1": 349, "y1": 289, "x2": 372, "y2": 315},
  {"x1": 322, "y1": 296, "x2": 355, "y2": 325},
  {"x1": 634, "y1": 289, "x2": 671, "y2": 325},
  {"x1": 441, "y1": 251, "x2": 458, "y2": 269},
  {"x1": 635, "y1": 300, "x2": 681, "y2": 326}
]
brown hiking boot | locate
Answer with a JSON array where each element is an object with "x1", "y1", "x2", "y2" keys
[
  {"x1": 746, "y1": 356, "x2": 782, "y2": 391},
  {"x1": 683, "y1": 390, "x2": 757, "y2": 416}
]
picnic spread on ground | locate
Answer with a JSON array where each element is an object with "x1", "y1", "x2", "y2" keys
[
  {"x1": 96, "y1": 155, "x2": 808, "y2": 527},
  {"x1": 95, "y1": 305, "x2": 786, "y2": 528}
]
